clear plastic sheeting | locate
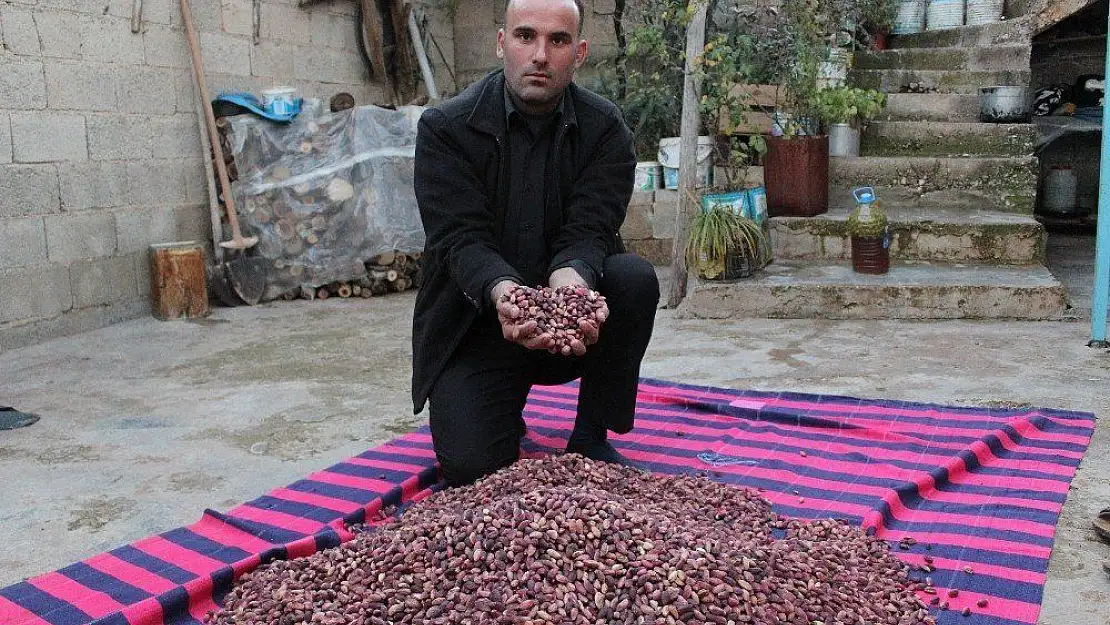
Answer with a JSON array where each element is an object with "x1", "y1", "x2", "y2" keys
[
  {"x1": 227, "y1": 104, "x2": 427, "y2": 300},
  {"x1": 1034, "y1": 114, "x2": 1103, "y2": 151}
]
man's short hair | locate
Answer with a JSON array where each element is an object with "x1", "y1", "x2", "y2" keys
[{"x1": 504, "y1": 0, "x2": 585, "y2": 35}]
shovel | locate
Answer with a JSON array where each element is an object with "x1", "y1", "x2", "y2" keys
[{"x1": 181, "y1": 0, "x2": 266, "y2": 305}]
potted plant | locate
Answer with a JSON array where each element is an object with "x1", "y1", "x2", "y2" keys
[
  {"x1": 847, "y1": 187, "x2": 890, "y2": 274},
  {"x1": 684, "y1": 202, "x2": 769, "y2": 280},
  {"x1": 859, "y1": 0, "x2": 897, "y2": 49},
  {"x1": 813, "y1": 86, "x2": 887, "y2": 156}
]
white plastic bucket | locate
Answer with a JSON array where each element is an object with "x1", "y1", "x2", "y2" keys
[
  {"x1": 979, "y1": 86, "x2": 1029, "y2": 122},
  {"x1": 965, "y1": 0, "x2": 1003, "y2": 25},
  {"x1": 893, "y1": 0, "x2": 926, "y2": 34},
  {"x1": 926, "y1": 0, "x2": 964, "y2": 30},
  {"x1": 1043, "y1": 165, "x2": 1079, "y2": 214},
  {"x1": 828, "y1": 123, "x2": 861, "y2": 157},
  {"x1": 634, "y1": 161, "x2": 664, "y2": 191},
  {"x1": 261, "y1": 86, "x2": 298, "y2": 116},
  {"x1": 658, "y1": 136, "x2": 713, "y2": 189}
]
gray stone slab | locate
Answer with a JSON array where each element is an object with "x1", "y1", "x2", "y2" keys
[
  {"x1": 262, "y1": 2, "x2": 313, "y2": 44},
  {"x1": 45, "y1": 61, "x2": 118, "y2": 111},
  {"x1": 114, "y1": 206, "x2": 178, "y2": 254},
  {"x1": 293, "y1": 49, "x2": 367, "y2": 85},
  {"x1": 882, "y1": 93, "x2": 981, "y2": 123},
  {"x1": 57, "y1": 162, "x2": 130, "y2": 211},
  {"x1": 0, "y1": 217, "x2": 47, "y2": 269},
  {"x1": 44, "y1": 212, "x2": 117, "y2": 262},
  {"x1": 0, "y1": 59, "x2": 47, "y2": 109},
  {"x1": 0, "y1": 164, "x2": 60, "y2": 217},
  {"x1": 87, "y1": 114, "x2": 154, "y2": 161},
  {"x1": 1, "y1": 4, "x2": 41, "y2": 55},
  {"x1": 862, "y1": 121, "x2": 1035, "y2": 157},
  {"x1": 36, "y1": 10, "x2": 83, "y2": 59},
  {"x1": 0, "y1": 262, "x2": 70, "y2": 323},
  {"x1": 850, "y1": 69, "x2": 1031, "y2": 94},
  {"x1": 683, "y1": 261, "x2": 1068, "y2": 320},
  {"x1": 11, "y1": 112, "x2": 88, "y2": 163},
  {"x1": 70, "y1": 255, "x2": 138, "y2": 307},
  {"x1": 310, "y1": 11, "x2": 359, "y2": 51}
]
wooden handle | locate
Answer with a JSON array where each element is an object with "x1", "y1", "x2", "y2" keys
[{"x1": 180, "y1": 0, "x2": 255, "y2": 249}]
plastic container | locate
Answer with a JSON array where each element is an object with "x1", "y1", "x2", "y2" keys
[
  {"x1": 849, "y1": 186, "x2": 890, "y2": 274},
  {"x1": 965, "y1": 0, "x2": 1003, "y2": 25},
  {"x1": 980, "y1": 86, "x2": 1030, "y2": 122},
  {"x1": 926, "y1": 0, "x2": 964, "y2": 30},
  {"x1": 893, "y1": 0, "x2": 927, "y2": 34},
  {"x1": 1043, "y1": 165, "x2": 1079, "y2": 214},
  {"x1": 261, "y1": 86, "x2": 298, "y2": 116},
  {"x1": 828, "y1": 123, "x2": 861, "y2": 157},
  {"x1": 747, "y1": 186, "x2": 768, "y2": 225},
  {"x1": 658, "y1": 136, "x2": 713, "y2": 189},
  {"x1": 634, "y1": 161, "x2": 664, "y2": 191},
  {"x1": 701, "y1": 190, "x2": 751, "y2": 217}
]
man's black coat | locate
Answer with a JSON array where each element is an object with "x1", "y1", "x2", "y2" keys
[{"x1": 411, "y1": 70, "x2": 636, "y2": 413}]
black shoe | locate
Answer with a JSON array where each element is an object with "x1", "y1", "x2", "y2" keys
[{"x1": 565, "y1": 434, "x2": 637, "y2": 468}]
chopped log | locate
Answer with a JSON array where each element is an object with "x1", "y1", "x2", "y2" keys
[
  {"x1": 150, "y1": 242, "x2": 208, "y2": 320},
  {"x1": 386, "y1": 269, "x2": 398, "y2": 282},
  {"x1": 374, "y1": 251, "x2": 396, "y2": 266},
  {"x1": 316, "y1": 287, "x2": 330, "y2": 300},
  {"x1": 326, "y1": 178, "x2": 355, "y2": 203},
  {"x1": 301, "y1": 285, "x2": 315, "y2": 300},
  {"x1": 359, "y1": 288, "x2": 373, "y2": 298},
  {"x1": 280, "y1": 291, "x2": 297, "y2": 301},
  {"x1": 392, "y1": 277, "x2": 411, "y2": 292},
  {"x1": 336, "y1": 283, "x2": 352, "y2": 298},
  {"x1": 351, "y1": 284, "x2": 362, "y2": 296},
  {"x1": 330, "y1": 92, "x2": 356, "y2": 112}
]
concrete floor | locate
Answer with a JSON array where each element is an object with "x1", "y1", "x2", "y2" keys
[{"x1": 2, "y1": 278, "x2": 1110, "y2": 624}]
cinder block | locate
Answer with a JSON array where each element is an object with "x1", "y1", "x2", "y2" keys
[
  {"x1": 127, "y1": 161, "x2": 187, "y2": 206},
  {"x1": 70, "y1": 255, "x2": 139, "y2": 307},
  {"x1": 222, "y1": 0, "x2": 254, "y2": 36},
  {"x1": 45, "y1": 61, "x2": 118, "y2": 111},
  {"x1": 0, "y1": 59, "x2": 47, "y2": 109},
  {"x1": 115, "y1": 206, "x2": 162, "y2": 254},
  {"x1": 294, "y1": 49, "x2": 367, "y2": 85},
  {"x1": 45, "y1": 212, "x2": 117, "y2": 261},
  {"x1": 135, "y1": 251, "x2": 152, "y2": 297},
  {"x1": 310, "y1": 12, "x2": 358, "y2": 50},
  {"x1": 118, "y1": 68, "x2": 178, "y2": 114},
  {"x1": 174, "y1": 70, "x2": 197, "y2": 113},
  {"x1": 251, "y1": 41, "x2": 295, "y2": 79},
  {"x1": 263, "y1": 2, "x2": 313, "y2": 44},
  {"x1": 0, "y1": 113, "x2": 10, "y2": 164},
  {"x1": 39, "y1": 0, "x2": 131, "y2": 18},
  {"x1": 199, "y1": 32, "x2": 252, "y2": 76},
  {"x1": 172, "y1": 204, "x2": 211, "y2": 243},
  {"x1": 57, "y1": 162, "x2": 130, "y2": 211},
  {"x1": 181, "y1": 158, "x2": 208, "y2": 204},
  {"x1": 87, "y1": 114, "x2": 153, "y2": 161},
  {"x1": 80, "y1": 15, "x2": 144, "y2": 65},
  {"x1": 11, "y1": 112, "x2": 88, "y2": 163},
  {"x1": 620, "y1": 202, "x2": 653, "y2": 240},
  {"x1": 0, "y1": 263, "x2": 71, "y2": 323},
  {"x1": 144, "y1": 24, "x2": 192, "y2": 69},
  {"x1": 652, "y1": 190, "x2": 678, "y2": 239},
  {"x1": 151, "y1": 115, "x2": 202, "y2": 159},
  {"x1": 1, "y1": 5, "x2": 40, "y2": 55},
  {"x1": 0, "y1": 217, "x2": 48, "y2": 269},
  {"x1": 36, "y1": 11, "x2": 82, "y2": 59},
  {"x1": 140, "y1": 0, "x2": 176, "y2": 25},
  {"x1": 168, "y1": 0, "x2": 222, "y2": 32},
  {"x1": 0, "y1": 164, "x2": 60, "y2": 217}
]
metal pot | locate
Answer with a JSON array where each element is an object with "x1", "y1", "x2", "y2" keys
[
  {"x1": 828, "y1": 123, "x2": 861, "y2": 157},
  {"x1": 979, "y1": 86, "x2": 1029, "y2": 123}
]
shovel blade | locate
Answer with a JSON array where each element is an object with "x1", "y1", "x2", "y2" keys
[{"x1": 226, "y1": 257, "x2": 268, "y2": 306}]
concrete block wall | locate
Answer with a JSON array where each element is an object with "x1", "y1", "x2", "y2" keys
[{"x1": 0, "y1": 0, "x2": 454, "y2": 349}]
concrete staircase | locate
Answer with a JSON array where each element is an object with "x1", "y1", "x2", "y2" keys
[{"x1": 682, "y1": 16, "x2": 1070, "y2": 320}]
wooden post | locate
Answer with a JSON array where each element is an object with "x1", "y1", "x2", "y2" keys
[
  {"x1": 150, "y1": 242, "x2": 208, "y2": 320},
  {"x1": 666, "y1": 1, "x2": 708, "y2": 309}
]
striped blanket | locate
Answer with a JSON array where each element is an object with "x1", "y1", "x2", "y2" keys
[{"x1": 0, "y1": 378, "x2": 1094, "y2": 625}]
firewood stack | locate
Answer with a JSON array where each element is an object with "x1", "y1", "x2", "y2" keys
[{"x1": 279, "y1": 251, "x2": 423, "y2": 301}]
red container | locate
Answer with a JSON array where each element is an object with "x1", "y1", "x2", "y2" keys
[
  {"x1": 765, "y1": 135, "x2": 829, "y2": 217},
  {"x1": 851, "y1": 235, "x2": 890, "y2": 274},
  {"x1": 871, "y1": 32, "x2": 889, "y2": 50}
]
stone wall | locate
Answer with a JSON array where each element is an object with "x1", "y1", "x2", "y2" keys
[{"x1": 0, "y1": 0, "x2": 454, "y2": 350}]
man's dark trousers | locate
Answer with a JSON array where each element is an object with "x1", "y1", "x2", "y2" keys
[{"x1": 428, "y1": 253, "x2": 660, "y2": 486}]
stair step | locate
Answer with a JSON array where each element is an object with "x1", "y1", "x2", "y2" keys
[
  {"x1": 850, "y1": 69, "x2": 1030, "y2": 93},
  {"x1": 855, "y1": 45, "x2": 1030, "y2": 72},
  {"x1": 890, "y1": 16, "x2": 1032, "y2": 49},
  {"x1": 829, "y1": 156, "x2": 1036, "y2": 213},
  {"x1": 770, "y1": 199, "x2": 1044, "y2": 264},
  {"x1": 680, "y1": 261, "x2": 1068, "y2": 320},
  {"x1": 882, "y1": 93, "x2": 981, "y2": 122},
  {"x1": 862, "y1": 121, "x2": 1035, "y2": 156}
]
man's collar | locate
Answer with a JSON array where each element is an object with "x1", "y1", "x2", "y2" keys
[
  {"x1": 503, "y1": 83, "x2": 565, "y2": 124},
  {"x1": 466, "y1": 70, "x2": 577, "y2": 137}
]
